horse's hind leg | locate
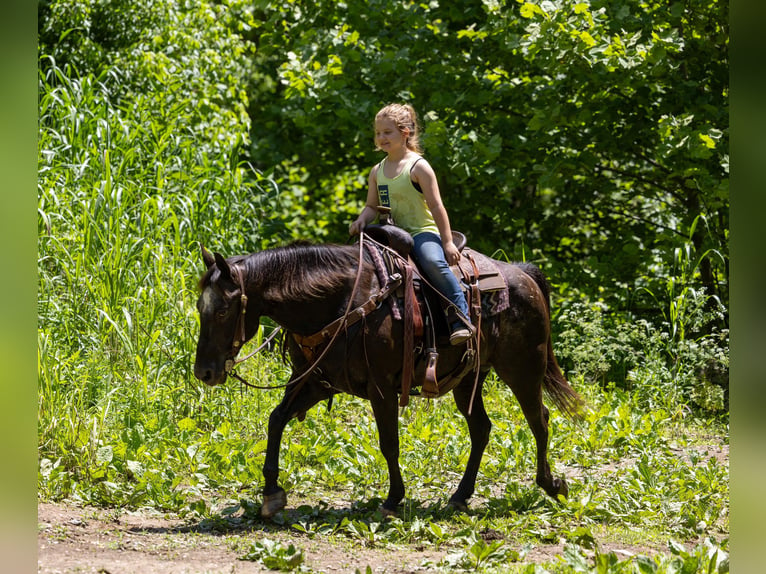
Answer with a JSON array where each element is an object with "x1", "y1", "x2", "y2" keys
[
  {"x1": 494, "y1": 360, "x2": 568, "y2": 500},
  {"x1": 449, "y1": 370, "x2": 491, "y2": 511}
]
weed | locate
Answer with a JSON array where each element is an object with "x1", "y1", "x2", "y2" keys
[{"x1": 239, "y1": 537, "x2": 304, "y2": 570}]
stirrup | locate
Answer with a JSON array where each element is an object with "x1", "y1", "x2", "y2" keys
[
  {"x1": 421, "y1": 350, "x2": 440, "y2": 398},
  {"x1": 449, "y1": 326, "x2": 473, "y2": 346}
]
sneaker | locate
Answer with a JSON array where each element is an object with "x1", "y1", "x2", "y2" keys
[{"x1": 449, "y1": 326, "x2": 473, "y2": 346}]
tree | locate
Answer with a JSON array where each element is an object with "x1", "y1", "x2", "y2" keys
[{"x1": 38, "y1": 0, "x2": 729, "y2": 326}]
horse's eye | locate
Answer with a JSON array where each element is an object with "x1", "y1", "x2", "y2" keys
[{"x1": 215, "y1": 309, "x2": 227, "y2": 319}]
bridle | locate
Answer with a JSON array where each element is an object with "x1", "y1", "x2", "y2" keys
[{"x1": 219, "y1": 265, "x2": 284, "y2": 389}]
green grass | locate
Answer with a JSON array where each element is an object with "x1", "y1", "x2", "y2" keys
[
  {"x1": 38, "y1": 358, "x2": 729, "y2": 571},
  {"x1": 37, "y1": 59, "x2": 729, "y2": 572}
]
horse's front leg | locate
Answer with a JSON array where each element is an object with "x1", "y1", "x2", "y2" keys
[
  {"x1": 369, "y1": 385, "x2": 405, "y2": 515},
  {"x1": 261, "y1": 379, "x2": 329, "y2": 518},
  {"x1": 261, "y1": 402, "x2": 290, "y2": 518}
]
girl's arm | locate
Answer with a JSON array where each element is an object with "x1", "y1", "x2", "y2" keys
[
  {"x1": 349, "y1": 167, "x2": 381, "y2": 235},
  {"x1": 412, "y1": 159, "x2": 461, "y2": 265}
]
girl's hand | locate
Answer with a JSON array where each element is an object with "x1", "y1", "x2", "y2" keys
[
  {"x1": 443, "y1": 240, "x2": 461, "y2": 266},
  {"x1": 350, "y1": 204, "x2": 380, "y2": 236},
  {"x1": 349, "y1": 219, "x2": 364, "y2": 236}
]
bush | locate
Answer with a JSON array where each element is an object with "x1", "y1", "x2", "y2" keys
[{"x1": 554, "y1": 299, "x2": 728, "y2": 415}]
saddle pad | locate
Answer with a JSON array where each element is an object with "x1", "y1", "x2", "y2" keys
[
  {"x1": 481, "y1": 289, "x2": 510, "y2": 317},
  {"x1": 365, "y1": 242, "x2": 403, "y2": 320}
]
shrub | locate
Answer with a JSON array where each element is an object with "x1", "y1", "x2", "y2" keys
[{"x1": 554, "y1": 298, "x2": 728, "y2": 414}]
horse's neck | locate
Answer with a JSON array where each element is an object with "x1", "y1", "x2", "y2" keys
[
  {"x1": 250, "y1": 250, "x2": 362, "y2": 336},
  {"x1": 265, "y1": 292, "x2": 350, "y2": 336}
]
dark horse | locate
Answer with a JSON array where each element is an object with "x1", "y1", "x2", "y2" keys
[{"x1": 194, "y1": 237, "x2": 582, "y2": 517}]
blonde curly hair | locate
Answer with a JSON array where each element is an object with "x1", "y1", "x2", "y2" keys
[{"x1": 375, "y1": 103, "x2": 423, "y2": 154}]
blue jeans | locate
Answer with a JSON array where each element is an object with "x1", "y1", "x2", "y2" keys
[{"x1": 412, "y1": 232, "x2": 470, "y2": 324}]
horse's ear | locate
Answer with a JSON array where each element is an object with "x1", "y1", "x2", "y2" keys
[
  {"x1": 214, "y1": 252, "x2": 232, "y2": 281},
  {"x1": 201, "y1": 244, "x2": 215, "y2": 269}
]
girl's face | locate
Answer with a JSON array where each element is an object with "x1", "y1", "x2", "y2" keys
[{"x1": 375, "y1": 117, "x2": 408, "y2": 154}]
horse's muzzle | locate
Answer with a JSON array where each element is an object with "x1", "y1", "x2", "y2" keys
[{"x1": 194, "y1": 361, "x2": 227, "y2": 386}]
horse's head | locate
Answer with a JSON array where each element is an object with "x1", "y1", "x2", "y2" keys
[{"x1": 193, "y1": 246, "x2": 258, "y2": 386}]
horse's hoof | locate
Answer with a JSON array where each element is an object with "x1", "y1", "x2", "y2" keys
[
  {"x1": 261, "y1": 489, "x2": 287, "y2": 518},
  {"x1": 545, "y1": 477, "x2": 568, "y2": 500},
  {"x1": 448, "y1": 497, "x2": 469, "y2": 512},
  {"x1": 538, "y1": 476, "x2": 569, "y2": 501},
  {"x1": 379, "y1": 505, "x2": 398, "y2": 518}
]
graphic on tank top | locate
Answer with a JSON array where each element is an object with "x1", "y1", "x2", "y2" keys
[{"x1": 378, "y1": 185, "x2": 390, "y2": 208}]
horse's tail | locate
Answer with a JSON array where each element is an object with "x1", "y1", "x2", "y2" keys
[
  {"x1": 516, "y1": 263, "x2": 585, "y2": 420},
  {"x1": 543, "y1": 334, "x2": 585, "y2": 420}
]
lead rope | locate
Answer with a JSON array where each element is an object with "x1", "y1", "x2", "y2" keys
[{"x1": 234, "y1": 325, "x2": 282, "y2": 366}]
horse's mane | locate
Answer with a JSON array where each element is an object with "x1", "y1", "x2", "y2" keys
[{"x1": 238, "y1": 242, "x2": 361, "y2": 302}]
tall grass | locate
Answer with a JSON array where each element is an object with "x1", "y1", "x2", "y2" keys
[{"x1": 37, "y1": 58, "x2": 282, "y2": 501}]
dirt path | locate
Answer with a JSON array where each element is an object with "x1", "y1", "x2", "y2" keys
[
  {"x1": 38, "y1": 500, "x2": 672, "y2": 573},
  {"x1": 37, "y1": 502, "x2": 450, "y2": 573},
  {"x1": 39, "y1": 437, "x2": 729, "y2": 573}
]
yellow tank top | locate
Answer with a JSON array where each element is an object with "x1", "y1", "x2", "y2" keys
[{"x1": 376, "y1": 156, "x2": 439, "y2": 237}]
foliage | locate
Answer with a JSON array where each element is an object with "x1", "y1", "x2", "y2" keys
[
  {"x1": 546, "y1": 538, "x2": 729, "y2": 574},
  {"x1": 241, "y1": 0, "x2": 728, "y2": 322},
  {"x1": 239, "y1": 537, "x2": 304, "y2": 570},
  {"x1": 38, "y1": 354, "x2": 730, "y2": 567},
  {"x1": 439, "y1": 531, "x2": 525, "y2": 570},
  {"x1": 38, "y1": 0, "x2": 255, "y2": 157},
  {"x1": 554, "y1": 298, "x2": 728, "y2": 413},
  {"x1": 37, "y1": 0, "x2": 729, "y2": 389},
  {"x1": 37, "y1": 47, "x2": 287, "y2": 511}
]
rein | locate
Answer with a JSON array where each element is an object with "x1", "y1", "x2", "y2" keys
[
  {"x1": 219, "y1": 231, "x2": 481, "y2": 409},
  {"x1": 281, "y1": 231, "x2": 376, "y2": 401},
  {"x1": 223, "y1": 232, "x2": 378, "y2": 393}
]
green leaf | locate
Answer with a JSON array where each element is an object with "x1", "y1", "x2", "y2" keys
[
  {"x1": 96, "y1": 446, "x2": 113, "y2": 465},
  {"x1": 698, "y1": 133, "x2": 716, "y2": 149},
  {"x1": 520, "y1": 3, "x2": 539, "y2": 19},
  {"x1": 178, "y1": 417, "x2": 197, "y2": 432}
]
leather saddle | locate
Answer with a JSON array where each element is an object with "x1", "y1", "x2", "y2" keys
[
  {"x1": 362, "y1": 224, "x2": 507, "y2": 404},
  {"x1": 363, "y1": 224, "x2": 504, "y2": 295}
]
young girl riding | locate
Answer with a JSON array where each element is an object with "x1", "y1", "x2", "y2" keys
[{"x1": 349, "y1": 103, "x2": 473, "y2": 345}]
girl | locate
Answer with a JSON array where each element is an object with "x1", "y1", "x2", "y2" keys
[{"x1": 349, "y1": 103, "x2": 473, "y2": 345}]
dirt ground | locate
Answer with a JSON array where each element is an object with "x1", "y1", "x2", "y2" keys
[
  {"x1": 38, "y1": 499, "x2": 677, "y2": 573},
  {"x1": 38, "y1": 439, "x2": 729, "y2": 573},
  {"x1": 37, "y1": 501, "x2": 441, "y2": 574},
  {"x1": 38, "y1": 500, "x2": 574, "y2": 574}
]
